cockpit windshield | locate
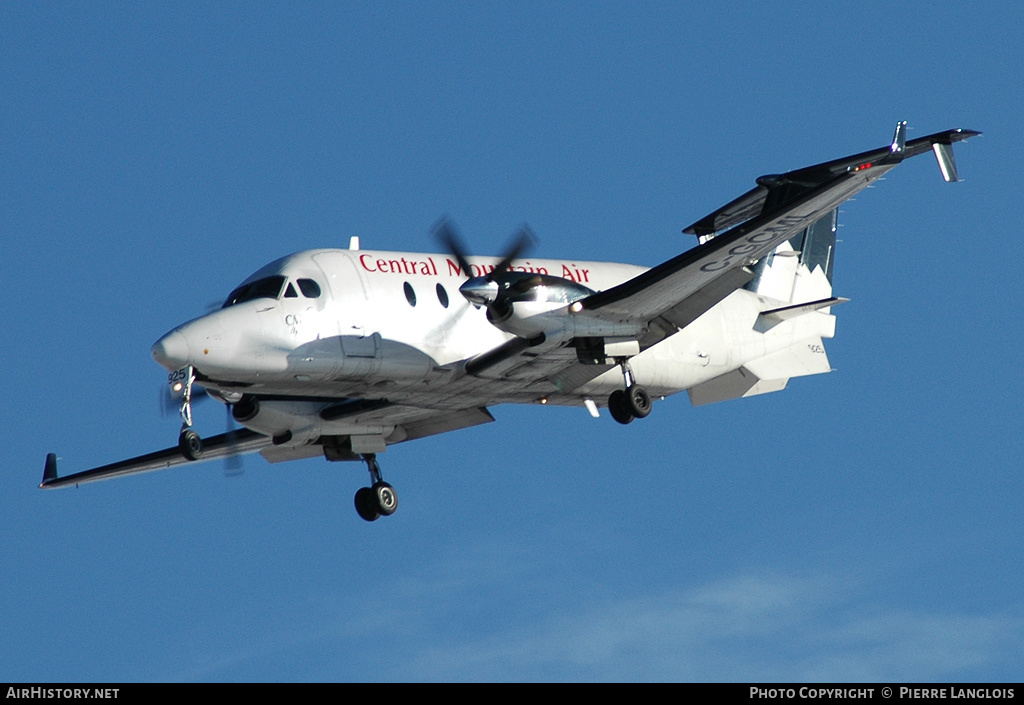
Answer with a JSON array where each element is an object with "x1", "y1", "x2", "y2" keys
[{"x1": 223, "y1": 275, "x2": 286, "y2": 307}]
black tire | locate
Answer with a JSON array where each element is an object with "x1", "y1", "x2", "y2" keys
[
  {"x1": 608, "y1": 390, "x2": 634, "y2": 425},
  {"x1": 626, "y1": 385, "x2": 652, "y2": 418},
  {"x1": 373, "y1": 482, "x2": 398, "y2": 516},
  {"x1": 178, "y1": 429, "x2": 202, "y2": 460},
  {"x1": 354, "y1": 487, "x2": 380, "y2": 522}
]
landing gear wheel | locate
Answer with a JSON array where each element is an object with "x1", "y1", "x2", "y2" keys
[
  {"x1": 355, "y1": 453, "x2": 398, "y2": 520},
  {"x1": 354, "y1": 487, "x2": 380, "y2": 522},
  {"x1": 178, "y1": 429, "x2": 202, "y2": 460},
  {"x1": 373, "y1": 482, "x2": 398, "y2": 516},
  {"x1": 626, "y1": 385, "x2": 652, "y2": 418},
  {"x1": 608, "y1": 390, "x2": 634, "y2": 425}
]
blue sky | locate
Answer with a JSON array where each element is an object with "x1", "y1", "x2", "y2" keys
[{"x1": 2, "y1": 1, "x2": 1021, "y2": 682}]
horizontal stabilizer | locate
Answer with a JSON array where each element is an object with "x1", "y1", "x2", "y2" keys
[{"x1": 755, "y1": 297, "x2": 848, "y2": 332}]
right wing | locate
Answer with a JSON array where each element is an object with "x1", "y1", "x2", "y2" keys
[
  {"x1": 444, "y1": 125, "x2": 979, "y2": 399},
  {"x1": 577, "y1": 124, "x2": 979, "y2": 345}
]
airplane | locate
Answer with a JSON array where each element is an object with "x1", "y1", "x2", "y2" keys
[{"x1": 40, "y1": 123, "x2": 979, "y2": 522}]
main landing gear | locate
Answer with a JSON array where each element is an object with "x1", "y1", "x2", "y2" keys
[
  {"x1": 607, "y1": 360, "x2": 652, "y2": 425},
  {"x1": 354, "y1": 453, "x2": 399, "y2": 522}
]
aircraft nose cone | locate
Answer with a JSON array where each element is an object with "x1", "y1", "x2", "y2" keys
[{"x1": 152, "y1": 330, "x2": 190, "y2": 369}]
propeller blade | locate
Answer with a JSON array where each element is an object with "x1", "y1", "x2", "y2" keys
[
  {"x1": 433, "y1": 217, "x2": 476, "y2": 280},
  {"x1": 159, "y1": 386, "x2": 177, "y2": 417},
  {"x1": 489, "y1": 225, "x2": 536, "y2": 280},
  {"x1": 433, "y1": 217, "x2": 540, "y2": 313},
  {"x1": 435, "y1": 217, "x2": 537, "y2": 282},
  {"x1": 223, "y1": 403, "x2": 243, "y2": 477}
]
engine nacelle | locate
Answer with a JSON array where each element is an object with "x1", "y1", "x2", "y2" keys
[
  {"x1": 480, "y1": 272, "x2": 594, "y2": 344},
  {"x1": 490, "y1": 300, "x2": 575, "y2": 344}
]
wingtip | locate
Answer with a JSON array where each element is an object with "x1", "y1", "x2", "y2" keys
[
  {"x1": 947, "y1": 128, "x2": 982, "y2": 142},
  {"x1": 40, "y1": 453, "x2": 58, "y2": 488},
  {"x1": 891, "y1": 121, "x2": 907, "y2": 154}
]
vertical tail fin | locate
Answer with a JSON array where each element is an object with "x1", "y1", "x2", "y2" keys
[{"x1": 744, "y1": 208, "x2": 837, "y2": 304}]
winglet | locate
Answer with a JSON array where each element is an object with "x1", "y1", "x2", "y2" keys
[
  {"x1": 890, "y1": 121, "x2": 907, "y2": 155},
  {"x1": 41, "y1": 453, "x2": 58, "y2": 488},
  {"x1": 932, "y1": 141, "x2": 960, "y2": 182}
]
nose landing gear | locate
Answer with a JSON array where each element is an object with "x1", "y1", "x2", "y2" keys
[
  {"x1": 178, "y1": 428, "x2": 202, "y2": 460},
  {"x1": 354, "y1": 453, "x2": 399, "y2": 522},
  {"x1": 175, "y1": 366, "x2": 203, "y2": 460}
]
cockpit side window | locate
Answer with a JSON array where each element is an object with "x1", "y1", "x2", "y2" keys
[
  {"x1": 223, "y1": 275, "x2": 287, "y2": 307},
  {"x1": 284, "y1": 282, "x2": 298, "y2": 298},
  {"x1": 297, "y1": 279, "x2": 321, "y2": 298}
]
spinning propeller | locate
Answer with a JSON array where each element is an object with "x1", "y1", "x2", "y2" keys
[
  {"x1": 433, "y1": 217, "x2": 537, "y2": 312},
  {"x1": 434, "y1": 217, "x2": 596, "y2": 340}
]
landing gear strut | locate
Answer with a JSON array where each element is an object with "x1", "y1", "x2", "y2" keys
[
  {"x1": 608, "y1": 360, "x2": 651, "y2": 425},
  {"x1": 354, "y1": 453, "x2": 398, "y2": 522},
  {"x1": 176, "y1": 366, "x2": 203, "y2": 460}
]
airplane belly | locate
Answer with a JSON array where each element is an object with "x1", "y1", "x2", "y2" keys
[{"x1": 236, "y1": 398, "x2": 395, "y2": 443}]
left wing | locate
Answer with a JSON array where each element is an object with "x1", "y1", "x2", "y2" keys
[
  {"x1": 40, "y1": 429, "x2": 272, "y2": 489},
  {"x1": 39, "y1": 404, "x2": 497, "y2": 488},
  {"x1": 578, "y1": 124, "x2": 979, "y2": 345}
]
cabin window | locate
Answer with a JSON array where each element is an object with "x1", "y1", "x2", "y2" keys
[
  {"x1": 436, "y1": 283, "x2": 449, "y2": 308},
  {"x1": 297, "y1": 278, "x2": 321, "y2": 298},
  {"x1": 404, "y1": 282, "x2": 417, "y2": 307}
]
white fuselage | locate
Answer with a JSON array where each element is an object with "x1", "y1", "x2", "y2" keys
[{"x1": 152, "y1": 246, "x2": 835, "y2": 443}]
